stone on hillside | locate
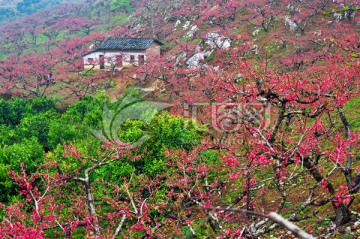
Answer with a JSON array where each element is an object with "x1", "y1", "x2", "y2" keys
[
  {"x1": 333, "y1": 12, "x2": 343, "y2": 22},
  {"x1": 205, "y1": 32, "x2": 231, "y2": 49},
  {"x1": 285, "y1": 15, "x2": 297, "y2": 31},
  {"x1": 175, "y1": 51, "x2": 187, "y2": 66},
  {"x1": 183, "y1": 21, "x2": 191, "y2": 30},
  {"x1": 186, "y1": 25, "x2": 198, "y2": 37},
  {"x1": 186, "y1": 53, "x2": 204, "y2": 68},
  {"x1": 186, "y1": 51, "x2": 212, "y2": 68},
  {"x1": 175, "y1": 20, "x2": 181, "y2": 28},
  {"x1": 251, "y1": 29, "x2": 261, "y2": 37},
  {"x1": 250, "y1": 44, "x2": 259, "y2": 54}
]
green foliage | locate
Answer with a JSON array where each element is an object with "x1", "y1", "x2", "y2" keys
[
  {"x1": 47, "y1": 118, "x2": 77, "y2": 149},
  {"x1": 205, "y1": 54, "x2": 214, "y2": 62},
  {"x1": 0, "y1": 95, "x2": 110, "y2": 202},
  {"x1": 199, "y1": 150, "x2": 220, "y2": 165},
  {"x1": 0, "y1": 137, "x2": 44, "y2": 173},
  {"x1": 181, "y1": 226, "x2": 198, "y2": 238},
  {"x1": 62, "y1": 94, "x2": 108, "y2": 127},
  {"x1": 233, "y1": 28, "x2": 242, "y2": 34},
  {"x1": 0, "y1": 125, "x2": 17, "y2": 146},
  {"x1": 0, "y1": 137, "x2": 44, "y2": 203},
  {"x1": 110, "y1": 0, "x2": 134, "y2": 12},
  {"x1": 344, "y1": 97, "x2": 360, "y2": 110},
  {"x1": 0, "y1": 99, "x2": 24, "y2": 126},
  {"x1": 96, "y1": 161, "x2": 134, "y2": 183},
  {"x1": 16, "y1": 110, "x2": 58, "y2": 151},
  {"x1": 110, "y1": 13, "x2": 130, "y2": 25},
  {"x1": 0, "y1": 94, "x2": 204, "y2": 229},
  {"x1": 344, "y1": 97, "x2": 360, "y2": 130},
  {"x1": 148, "y1": 112, "x2": 201, "y2": 150},
  {"x1": 0, "y1": 97, "x2": 55, "y2": 126},
  {"x1": 181, "y1": 35, "x2": 192, "y2": 42},
  {"x1": 0, "y1": 164, "x2": 18, "y2": 203},
  {"x1": 299, "y1": 206, "x2": 311, "y2": 215},
  {"x1": 99, "y1": 112, "x2": 202, "y2": 181},
  {"x1": 36, "y1": 33, "x2": 48, "y2": 44},
  {"x1": 161, "y1": 41, "x2": 176, "y2": 52}
]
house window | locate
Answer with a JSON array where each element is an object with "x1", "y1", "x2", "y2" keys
[
  {"x1": 87, "y1": 58, "x2": 94, "y2": 64},
  {"x1": 130, "y1": 55, "x2": 135, "y2": 64},
  {"x1": 138, "y1": 55, "x2": 145, "y2": 65}
]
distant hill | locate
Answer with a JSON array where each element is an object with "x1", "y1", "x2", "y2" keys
[{"x1": 0, "y1": 0, "x2": 78, "y2": 25}]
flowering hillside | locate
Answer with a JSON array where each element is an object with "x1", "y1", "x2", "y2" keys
[{"x1": 0, "y1": 0, "x2": 359, "y2": 238}]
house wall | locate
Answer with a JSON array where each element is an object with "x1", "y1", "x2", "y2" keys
[
  {"x1": 83, "y1": 50, "x2": 148, "y2": 70},
  {"x1": 83, "y1": 42, "x2": 162, "y2": 70},
  {"x1": 120, "y1": 50, "x2": 146, "y2": 67},
  {"x1": 83, "y1": 51, "x2": 102, "y2": 70},
  {"x1": 146, "y1": 42, "x2": 161, "y2": 56}
]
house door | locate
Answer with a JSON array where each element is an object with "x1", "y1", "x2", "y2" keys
[
  {"x1": 138, "y1": 55, "x2": 145, "y2": 65},
  {"x1": 99, "y1": 55, "x2": 105, "y2": 69},
  {"x1": 116, "y1": 55, "x2": 123, "y2": 67}
]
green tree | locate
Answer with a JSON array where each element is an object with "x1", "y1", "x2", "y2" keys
[
  {"x1": 15, "y1": 110, "x2": 58, "y2": 151},
  {"x1": 0, "y1": 137, "x2": 44, "y2": 173},
  {"x1": 0, "y1": 138, "x2": 44, "y2": 203},
  {"x1": 110, "y1": 0, "x2": 134, "y2": 12},
  {"x1": 98, "y1": 112, "x2": 202, "y2": 182},
  {"x1": 0, "y1": 97, "x2": 55, "y2": 127}
]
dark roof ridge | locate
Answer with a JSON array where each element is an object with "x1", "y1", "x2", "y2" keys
[
  {"x1": 83, "y1": 38, "x2": 163, "y2": 56},
  {"x1": 97, "y1": 38, "x2": 163, "y2": 51}
]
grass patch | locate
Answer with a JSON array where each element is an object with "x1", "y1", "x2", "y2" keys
[
  {"x1": 110, "y1": 13, "x2": 129, "y2": 25},
  {"x1": 344, "y1": 97, "x2": 360, "y2": 110},
  {"x1": 344, "y1": 96, "x2": 360, "y2": 131},
  {"x1": 37, "y1": 33, "x2": 48, "y2": 44},
  {"x1": 205, "y1": 54, "x2": 214, "y2": 62}
]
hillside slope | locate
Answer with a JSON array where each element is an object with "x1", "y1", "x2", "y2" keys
[
  {"x1": 0, "y1": 0, "x2": 78, "y2": 25},
  {"x1": 0, "y1": 0, "x2": 359, "y2": 238}
]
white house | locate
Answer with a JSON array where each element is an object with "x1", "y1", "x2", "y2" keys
[{"x1": 83, "y1": 38, "x2": 163, "y2": 70}]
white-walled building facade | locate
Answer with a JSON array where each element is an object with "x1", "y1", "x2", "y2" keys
[{"x1": 83, "y1": 38, "x2": 162, "y2": 70}]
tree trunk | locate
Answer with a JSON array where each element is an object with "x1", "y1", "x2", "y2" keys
[
  {"x1": 333, "y1": 203, "x2": 350, "y2": 226},
  {"x1": 303, "y1": 157, "x2": 350, "y2": 226},
  {"x1": 84, "y1": 172, "x2": 100, "y2": 235}
]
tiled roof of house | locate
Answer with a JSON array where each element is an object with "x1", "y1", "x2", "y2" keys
[{"x1": 97, "y1": 38, "x2": 163, "y2": 50}]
